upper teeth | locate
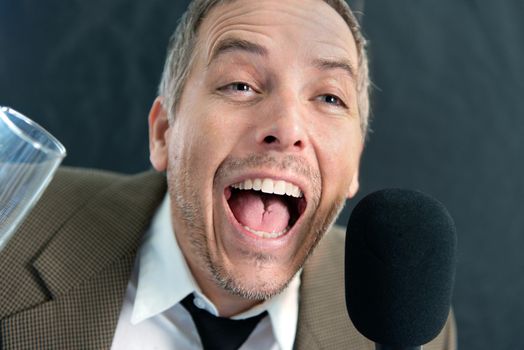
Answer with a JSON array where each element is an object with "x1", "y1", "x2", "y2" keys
[{"x1": 231, "y1": 178, "x2": 303, "y2": 198}]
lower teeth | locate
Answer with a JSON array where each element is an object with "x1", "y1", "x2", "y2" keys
[{"x1": 242, "y1": 225, "x2": 290, "y2": 238}]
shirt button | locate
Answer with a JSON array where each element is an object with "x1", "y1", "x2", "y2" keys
[{"x1": 193, "y1": 297, "x2": 206, "y2": 310}]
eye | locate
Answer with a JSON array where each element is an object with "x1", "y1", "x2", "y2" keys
[
  {"x1": 317, "y1": 94, "x2": 347, "y2": 108},
  {"x1": 220, "y1": 82, "x2": 254, "y2": 93}
]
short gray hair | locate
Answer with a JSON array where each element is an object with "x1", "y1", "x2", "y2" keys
[{"x1": 158, "y1": 0, "x2": 370, "y2": 136}]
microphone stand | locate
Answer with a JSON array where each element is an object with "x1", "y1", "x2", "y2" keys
[{"x1": 375, "y1": 345, "x2": 422, "y2": 350}]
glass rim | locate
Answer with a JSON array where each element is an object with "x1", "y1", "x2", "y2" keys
[{"x1": 0, "y1": 106, "x2": 67, "y2": 158}]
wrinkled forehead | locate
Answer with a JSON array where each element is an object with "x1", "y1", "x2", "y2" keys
[{"x1": 194, "y1": 0, "x2": 358, "y2": 67}]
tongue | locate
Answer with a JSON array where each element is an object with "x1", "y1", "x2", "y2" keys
[{"x1": 229, "y1": 191, "x2": 290, "y2": 233}]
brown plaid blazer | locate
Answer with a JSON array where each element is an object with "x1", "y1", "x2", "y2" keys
[{"x1": 0, "y1": 167, "x2": 456, "y2": 349}]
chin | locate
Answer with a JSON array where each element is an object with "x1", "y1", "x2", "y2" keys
[{"x1": 208, "y1": 258, "x2": 300, "y2": 300}]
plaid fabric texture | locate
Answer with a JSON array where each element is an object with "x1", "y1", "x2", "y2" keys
[
  {"x1": 0, "y1": 167, "x2": 456, "y2": 349},
  {"x1": 0, "y1": 167, "x2": 166, "y2": 349}
]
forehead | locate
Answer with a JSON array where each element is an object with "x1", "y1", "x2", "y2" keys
[{"x1": 195, "y1": 0, "x2": 358, "y2": 66}]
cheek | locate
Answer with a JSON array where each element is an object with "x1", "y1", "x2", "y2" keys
[
  {"x1": 169, "y1": 109, "x2": 243, "y2": 176},
  {"x1": 317, "y1": 125, "x2": 362, "y2": 198}
]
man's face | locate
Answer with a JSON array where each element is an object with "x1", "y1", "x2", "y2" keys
[{"x1": 150, "y1": 0, "x2": 363, "y2": 307}]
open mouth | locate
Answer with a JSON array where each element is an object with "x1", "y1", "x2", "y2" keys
[{"x1": 225, "y1": 178, "x2": 307, "y2": 239}]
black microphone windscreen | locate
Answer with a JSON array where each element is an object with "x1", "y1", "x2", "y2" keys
[{"x1": 345, "y1": 189, "x2": 457, "y2": 347}]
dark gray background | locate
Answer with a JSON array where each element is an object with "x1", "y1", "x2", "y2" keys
[{"x1": 1, "y1": 1, "x2": 523, "y2": 348}]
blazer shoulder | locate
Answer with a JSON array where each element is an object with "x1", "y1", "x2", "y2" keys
[
  {"x1": 7, "y1": 166, "x2": 165, "y2": 251},
  {"x1": 32, "y1": 166, "x2": 163, "y2": 216},
  {"x1": 49, "y1": 166, "x2": 139, "y2": 196}
]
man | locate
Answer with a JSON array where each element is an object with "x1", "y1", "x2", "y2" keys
[{"x1": 0, "y1": 0, "x2": 456, "y2": 349}]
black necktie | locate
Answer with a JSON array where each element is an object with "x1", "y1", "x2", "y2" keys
[{"x1": 180, "y1": 294, "x2": 268, "y2": 350}]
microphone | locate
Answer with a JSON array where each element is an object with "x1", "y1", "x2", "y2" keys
[{"x1": 344, "y1": 189, "x2": 457, "y2": 350}]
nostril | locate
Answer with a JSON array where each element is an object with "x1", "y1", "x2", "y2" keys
[{"x1": 264, "y1": 135, "x2": 278, "y2": 144}]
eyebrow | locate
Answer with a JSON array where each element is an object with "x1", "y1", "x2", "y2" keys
[
  {"x1": 313, "y1": 58, "x2": 356, "y2": 81},
  {"x1": 208, "y1": 38, "x2": 268, "y2": 65}
]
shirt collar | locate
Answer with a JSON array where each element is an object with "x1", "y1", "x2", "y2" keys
[{"x1": 131, "y1": 194, "x2": 300, "y2": 350}]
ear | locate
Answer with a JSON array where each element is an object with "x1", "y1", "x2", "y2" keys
[
  {"x1": 148, "y1": 97, "x2": 170, "y2": 172},
  {"x1": 347, "y1": 171, "x2": 360, "y2": 199},
  {"x1": 347, "y1": 143, "x2": 364, "y2": 199}
]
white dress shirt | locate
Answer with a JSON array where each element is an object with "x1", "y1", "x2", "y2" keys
[{"x1": 111, "y1": 195, "x2": 300, "y2": 350}]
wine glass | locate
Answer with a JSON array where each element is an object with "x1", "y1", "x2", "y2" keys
[{"x1": 0, "y1": 106, "x2": 66, "y2": 251}]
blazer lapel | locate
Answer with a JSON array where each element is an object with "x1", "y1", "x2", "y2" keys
[
  {"x1": 33, "y1": 170, "x2": 166, "y2": 298},
  {"x1": 1, "y1": 169, "x2": 166, "y2": 349}
]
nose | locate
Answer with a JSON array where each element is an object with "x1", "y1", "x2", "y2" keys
[{"x1": 255, "y1": 94, "x2": 307, "y2": 152}]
